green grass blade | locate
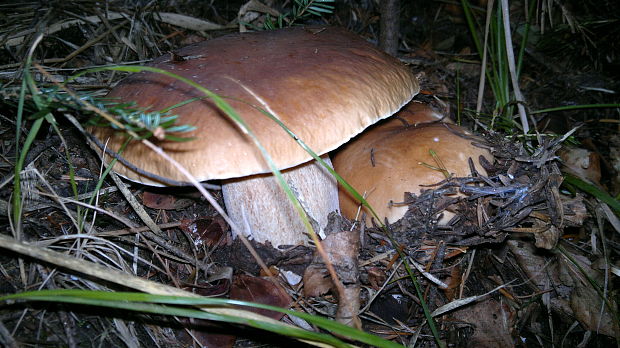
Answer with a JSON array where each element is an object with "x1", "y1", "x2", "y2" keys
[
  {"x1": 563, "y1": 173, "x2": 620, "y2": 215},
  {"x1": 1, "y1": 289, "x2": 405, "y2": 347},
  {"x1": 530, "y1": 103, "x2": 620, "y2": 114}
]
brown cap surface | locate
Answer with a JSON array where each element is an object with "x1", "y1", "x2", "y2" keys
[
  {"x1": 333, "y1": 122, "x2": 492, "y2": 223},
  {"x1": 90, "y1": 27, "x2": 419, "y2": 184},
  {"x1": 380, "y1": 100, "x2": 451, "y2": 128}
]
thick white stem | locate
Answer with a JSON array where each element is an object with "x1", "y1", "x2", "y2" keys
[{"x1": 222, "y1": 156, "x2": 338, "y2": 248}]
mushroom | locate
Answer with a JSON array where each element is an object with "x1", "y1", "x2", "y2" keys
[
  {"x1": 380, "y1": 100, "x2": 452, "y2": 128},
  {"x1": 332, "y1": 119, "x2": 492, "y2": 225},
  {"x1": 89, "y1": 27, "x2": 419, "y2": 247}
]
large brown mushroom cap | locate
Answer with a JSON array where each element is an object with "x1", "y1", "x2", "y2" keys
[
  {"x1": 90, "y1": 27, "x2": 419, "y2": 184},
  {"x1": 333, "y1": 122, "x2": 492, "y2": 224}
]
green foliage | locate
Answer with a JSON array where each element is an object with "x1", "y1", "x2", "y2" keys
[
  {"x1": 563, "y1": 173, "x2": 620, "y2": 216},
  {"x1": 35, "y1": 85, "x2": 196, "y2": 142},
  {"x1": 263, "y1": 0, "x2": 335, "y2": 29},
  {"x1": 12, "y1": 51, "x2": 48, "y2": 232},
  {"x1": 0, "y1": 289, "x2": 406, "y2": 347},
  {"x1": 460, "y1": 0, "x2": 531, "y2": 133},
  {"x1": 87, "y1": 100, "x2": 196, "y2": 141}
]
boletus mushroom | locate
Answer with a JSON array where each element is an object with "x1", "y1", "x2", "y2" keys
[
  {"x1": 333, "y1": 114, "x2": 492, "y2": 225},
  {"x1": 89, "y1": 27, "x2": 419, "y2": 247}
]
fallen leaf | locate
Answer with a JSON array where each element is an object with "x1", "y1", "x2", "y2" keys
[
  {"x1": 142, "y1": 191, "x2": 193, "y2": 210},
  {"x1": 450, "y1": 299, "x2": 516, "y2": 348},
  {"x1": 303, "y1": 266, "x2": 331, "y2": 297},
  {"x1": 180, "y1": 217, "x2": 228, "y2": 247},
  {"x1": 367, "y1": 267, "x2": 387, "y2": 291},
  {"x1": 230, "y1": 274, "x2": 291, "y2": 320},
  {"x1": 303, "y1": 217, "x2": 361, "y2": 328},
  {"x1": 178, "y1": 279, "x2": 233, "y2": 348},
  {"x1": 559, "y1": 147, "x2": 602, "y2": 187}
]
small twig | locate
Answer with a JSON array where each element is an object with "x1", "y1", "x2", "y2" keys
[
  {"x1": 431, "y1": 282, "x2": 510, "y2": 317},
  {"x1": 99, "y1": 222, "x2": 182, "y2": 237},
  {"x1": 459, "y1": 249, "x2": 476, "y2": 299},
  {"x1": 0, "y1": 320, "x2": 18, "y2": 348},
  {"x1": 359, "y1": 259, "x2": 404, "y2": 314},
  {"x1": 61, "y1": 20, "x2": 129, "y2": 67}
]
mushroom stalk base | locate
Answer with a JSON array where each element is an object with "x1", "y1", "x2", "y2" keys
[{"x1": 222, "y1": 156, "x2": 338, "y2": 248}]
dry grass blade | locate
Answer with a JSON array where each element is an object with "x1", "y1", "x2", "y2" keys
[
  {"x1": 431, "y1": 283, "x2": 508, "y2": 317},
  {"x1": 499, "y1": 0, "x2": 529, "y2": 135},
  {"x1": 0, "y1": 234, "x2": 338, "y2": 348}
]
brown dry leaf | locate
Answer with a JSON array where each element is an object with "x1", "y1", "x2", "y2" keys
[
  {"x1": 230, "y1": 274, "x2": 291, "y2": 321},
  {"x1": 178, "y1": 319, "x2": 236, "y2": 348},
  {"x1": 569, "y1": 281, "x2": 617, "y2": 337},
  {"x1": 562, "y1": 194, "x2": 588, "y2": 227},
  {"x1": 303, "y1": 266, "x2": 332, "y2": 297},
  {"x1": 367, "y1": 266, "x2": 387, "y2": 291},
  {"x1": 185, "y1": 282, "x2": 230, "y2": 299},
  {"x1": 337, "y1": 286, "x2": 361, "y2": 328},
  {"x1": 508, "y1": 240, "x2": 559, "y2": 291},
  {"x1": 558, "y1": 254, "x2": 618, "y2": 337},
  {"x1": 179, "y1": 280, "x2": 233, "y2": 348},
  {"x1": 450, "y1": 299, "x2": 516, "y2": 348},
  {"x1": 534, "y1": 223, "x2": 561, "y2": 249},
  {"x1": 443, "y1": 264, "x2": 463, "y2": 301},
  {"x1": 558, "y1": 147, "x2": 602, "y2": 187},
  {"x1": 303, "y1": 225, "x2": 361, "y2": 328},
  {"x1": 142, "y1": 191, "x2": 193, "y2": 210},
  {"x1": 180, "y1": 217, "x2": 228, "y2": 247},
  {"x1": 509, "y1": 240, "x2": 618, "y2": 338}
]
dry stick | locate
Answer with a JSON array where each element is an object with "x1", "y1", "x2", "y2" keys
[
  {"x1": 6, "y1": 12, "x2": 125, "y2": 47},
  {"x1": 106, "y1": 169, "x2": 163, "y2": 234},
  {"x1": 459, "y1": 249, "x2": 476, "y2": 299},
  {"x1": 0, "y1": 319, "x2": 18, "y2": 348},
  {"x1": 0, "y1": 234, "x2": 333, "y2": 348},
  {"x1": 379, "y1": 0, "x2": 400, "y2": 56},
  {"x1": 499, "y1": 0, "x2": 530, "y2": 135},
  {"x1": 33, "y1": 192, "x2": 134, "y2": 229},
  {"x1": 33, "y1": 64, "x2": 272, "y2": 276},
  {"x1": 32, "y1": 234, "x2": 171, "y2": 274},
  {"x1": 98, "y1": 222, "x2": 181, "y2": 237}
]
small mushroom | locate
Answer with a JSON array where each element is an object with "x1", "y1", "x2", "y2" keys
[
  {"x1": 90, "y1": 27, "x2": 419, "y2": 247},
  {"x1": 333, "y1": 119, "x2": 492, "y2": 224}
]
